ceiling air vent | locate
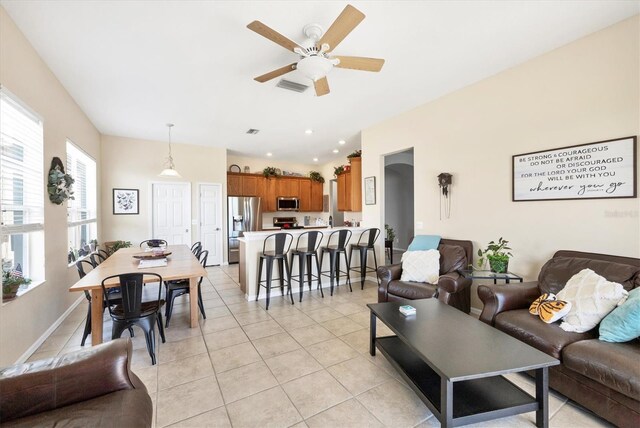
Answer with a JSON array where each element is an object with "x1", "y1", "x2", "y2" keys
[
  {"x1": 276, "y1": 79, "x2": 309, "y2": 93},
  {"x1": 246, "y1": 129, "x2": 260, "y2": 135}
]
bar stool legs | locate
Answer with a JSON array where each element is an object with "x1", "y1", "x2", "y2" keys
[
  {"x1": 349, "y1": 246, "x2": 381, "y2": 290},
  {"x1": 288, "y1": 251, "x2": 323, "y2": 302},
  {"x1": 256, "y1": 255, "x2": 293, "y2": 310},
  {"x1": 320, "y1": 250, "x2": 352, "y2": 296}
]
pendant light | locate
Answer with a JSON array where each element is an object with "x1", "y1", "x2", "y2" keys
[{"x1": 159, "y1": 123, "x2": 181, "y2": 177}]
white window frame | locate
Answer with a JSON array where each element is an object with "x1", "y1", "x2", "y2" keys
[
  {"x1": 0, "y1": 86, "x2": 45, "y2": 297},
  {"x1": 66, "y1": 140, "x2": 97, "y2": 266}
]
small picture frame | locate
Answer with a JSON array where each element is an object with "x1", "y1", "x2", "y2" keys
[
  {"x1": 113, "y1": 188, "x2": 139, "y2": 215},
  {"x1": 364, "y1": 176, "x2": 376, "y2": 205}
]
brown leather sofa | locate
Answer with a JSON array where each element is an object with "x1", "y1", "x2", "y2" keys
[
  {"x1": 377, "y1": 238, "x2": 473, "y2": 313},
  {"x1": 0, "y1": 338, "x2": 152, "y2": 427},
  {"x1": 478, "y1": 250, "x2": 640, "y2": 428}
]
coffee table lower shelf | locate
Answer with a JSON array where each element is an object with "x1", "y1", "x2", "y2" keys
[{"x1": 376, "y1": 336, "x2": 539, "y2": 427}]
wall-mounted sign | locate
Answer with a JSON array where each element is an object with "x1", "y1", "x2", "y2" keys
[{"x1": 513, "y1": 136, "x2": 637, "y2": 201}]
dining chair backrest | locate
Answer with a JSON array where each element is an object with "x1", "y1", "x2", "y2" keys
[
  {"x1": 76, "y1": 259, "x2": 95, "y2": 279},
  {"x1": 295, "y1": 231, "x2": 324, "y2": 252},
  {"x1": 91, "y1": 252, "x2": 106, "y2": 266},
  {"x1": 357, "y1": 228, "x2": 381, "y2": 248},
  {"x1": 191, "y1": 242, "x2": 202, "y2": 255},
  {"x1": 327, "y1": 229, "x2": 352, "y2": 250},
  {"x1": 101, "y1": 272, "x2": 163, "y2": 320},
  {"x1": 140, "y1": 239, "x2": 167, "y2": 248},
  {"x1": 97, "y1": 249, "x2": 110, "y2": 260},
  {"x1": 262, "y1": 233, "x2": 293, "y2": 256},
  {"x1": 197, "y1": 250, "x2": 209, "y2": 286}
]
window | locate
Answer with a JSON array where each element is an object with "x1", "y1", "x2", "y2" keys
[
  {"x1": 0, "y1": 88, "x2": 45, "y2": 292},
  {"x1": 66, "y1": 141, "x2": 97, "y2": 263}
]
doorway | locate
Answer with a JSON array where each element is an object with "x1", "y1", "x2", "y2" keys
[
  {"x1": 199, "y1": 183, "x2": 223, "y2": 266},
  {"x1": 384, "y1": 149, "x2": 414, "y2": 263},
  {"x1": 151, "y1": 182, "x2": 191, "y2": 245}
]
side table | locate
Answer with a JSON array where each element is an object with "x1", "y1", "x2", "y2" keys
[
  {"x1": 458, "y1": 269, "x2": 523, "y2": 284},
  {"x1": 385, "y1": 239, "x2": 393, "y2": 264}
]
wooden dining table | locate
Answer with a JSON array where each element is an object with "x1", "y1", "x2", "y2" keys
[{"x1": 69, "y1": 245, "x2": 207, "y2": 346}]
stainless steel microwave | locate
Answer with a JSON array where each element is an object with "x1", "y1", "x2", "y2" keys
[{"x1": 277, "y1": 197, "x2": 299, "y2": 211}]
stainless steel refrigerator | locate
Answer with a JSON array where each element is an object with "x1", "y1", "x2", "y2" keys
[{"x1": 227, "y1": 196, "x2": 261, "y2": 264}]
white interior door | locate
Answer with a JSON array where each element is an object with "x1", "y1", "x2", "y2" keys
[
  {"x1": 152, "y1": 182, "x2": 191, "y2": 245},
  {"x1": 199, "y1": 183, "x2": 223, "y2": 266}
]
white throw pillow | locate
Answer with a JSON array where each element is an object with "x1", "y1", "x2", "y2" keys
[
  {"x1": 557, "y1": 268, "x2": 628, "y2": 333},
  {"x1": 400, "y1": 250, "x2": 440, "y2": 284}
]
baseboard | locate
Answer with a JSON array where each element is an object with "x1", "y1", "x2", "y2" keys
[{"x1": 15, "y1": 295, "x2": 85, "y2": 364}]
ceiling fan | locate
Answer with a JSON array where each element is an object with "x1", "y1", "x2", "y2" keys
[{"x1": 247, "y1": 4, "x2": 385, "y2": 96}]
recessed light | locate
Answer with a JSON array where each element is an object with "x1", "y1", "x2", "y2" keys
[
  {"x1": 338, "y1": 140, "x2": 346, "y2": 145},
  {"x1": 313, "y1": 158, "x2": 318, "y2": 162},
  {"x1": 305, "y1": 129, "x2": 313, "y2": 135},
  {"x1": 332, "y1": 149, "x2": 339, "y2": 154},
  {"x1": 266, "y1": 152, "x2": 272, "y2": 157}
]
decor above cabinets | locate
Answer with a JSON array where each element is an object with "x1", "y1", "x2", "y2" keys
[{"x1": 227, "y1": 172, "x2": 323, "y2": 212}]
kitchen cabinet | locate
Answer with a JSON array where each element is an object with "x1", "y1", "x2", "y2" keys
[
  {"x1": 226, "y1": 172, "x2": 323, "y2": 213},
  {"x1": 336, "y1": 157, "x2": 362, "y2": 212},
  {"x1": 227, "y1": 174, "x2": 242, "y2": 196},
  {"x1": 298, "y1": 179, "x2": 311, "y2": 211},
  {"x1": 311, "y1": 181, "x2": 323, "y2": 212}
]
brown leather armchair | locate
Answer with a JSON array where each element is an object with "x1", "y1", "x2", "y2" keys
[
  {"x1": 0, "y1": 338, "x2": 152, "y2": 427},
  {"x1": 377, "y1": 238, "x2": 473, "y2": 313},
  {"x1": 478, "y1": 250, "x2": 640, "y2": 428}
]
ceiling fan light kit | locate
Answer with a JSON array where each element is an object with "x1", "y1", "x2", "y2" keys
[{"x1": 247, "y1": 4, "x2": 384, "y2": 96}]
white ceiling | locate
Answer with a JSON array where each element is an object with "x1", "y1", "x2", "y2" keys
[{"x1": 2, "y1": 1, "x2": 638, "y2": 164}]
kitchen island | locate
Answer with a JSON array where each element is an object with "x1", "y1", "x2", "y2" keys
[{"x1": 238, "y1": 227, "x2": 373, "y2": 302}]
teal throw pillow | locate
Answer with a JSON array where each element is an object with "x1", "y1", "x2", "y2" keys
[
  {"x1": 407, "y1": 235, "x2": 441, "y2": 251},
  {"x1": 599, "y1": 287, "x2": 640, "y2": 343}
]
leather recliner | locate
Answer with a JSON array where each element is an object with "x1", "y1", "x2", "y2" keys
[
  {"x1": 0, "y1": 338, "x2": 152, "y2": 427},
  {"x1": 478, "y1": 250, "x2": 640, "y2": 428},
  {"x1": 377, "y1": 238, "x2": 473, "y2": 313}
]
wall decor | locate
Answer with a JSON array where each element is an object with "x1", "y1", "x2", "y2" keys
[
  {"x1": 437, "y1": 173, "x2": 453, "y2": 219},
  {"x1": 47, "y1": 157, "x2": 74, "y2": 205},
  {"x1": 364, "y1": 176, "x2": 376, "y2": 205},
  {"x1": 113, "y1": 188, "x2": 139, "y2": 215},
  {"x1": 513, "y1": 136, "x2": 637, "y2": 201}
]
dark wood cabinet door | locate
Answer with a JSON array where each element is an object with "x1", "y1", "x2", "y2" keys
[
  {"x1": 337, "y1": 173, "x2": 347, "y2": 211},
  {"x1": 242, "y1": 176, "x2": 259, "y2": 196},
  {"x1": 265, "y1": 177, "x2": 277, "y2": 212}
]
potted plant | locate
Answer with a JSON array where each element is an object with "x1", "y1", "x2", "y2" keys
[
  {"x1": 262, "y1": 167, "x2": 278, "y2": 178},
  {"x1": 385, "y1": 224, "x2": 396, "y2": 242},
  {"x1": 347, "y1": 149, "x2": 362, "y2": 160},
  {"x1": 108, "y1": 240, "x2": 132, "y2": 255},
  {"x1": 309, "y1": 171, "x2": 325, "y2": 183},
  {"x1": 333, "y1": 165, "x2": 345, "y2": 177},
  {"x1": 477, "y1": 237, "x2": 513, "y2": 273},
  {"x1": 2, "y1": 268, "x2": 31, "y2": 301}
]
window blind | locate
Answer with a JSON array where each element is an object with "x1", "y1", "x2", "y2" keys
[
  {"x1": 0, "y1": 89, "x2": 44, "y2": 234},
  {"x1": 66, "y1": 141, "x2": 96, "y2": 225}
]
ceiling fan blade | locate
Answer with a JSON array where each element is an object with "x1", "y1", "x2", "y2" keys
[
  {"x1": 247, "y1": 20, "x2": 302, "y2": 52},
  {"x1": 318, "y1": 4, "x2": 365, "y2": 52},
  {"x1": 314, "y1": 77, "x2": 330, "y2": 96},
  {"x1": 254, "y1": 63, "x2": 297, "y2": 83},
  {"x1": 335, "y1": 56, "x2": 385, "y2": 72}
]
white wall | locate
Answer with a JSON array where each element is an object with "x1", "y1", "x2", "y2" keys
[
  {"x1": 0, "y1": 7, "x2": 102, "y2": 366},
  {"x1": 101, "y1": 135, "x2": 227, "y2": 257},
  {"x1": 362, "y1": 16, "x2": 640, "y2": 310}
]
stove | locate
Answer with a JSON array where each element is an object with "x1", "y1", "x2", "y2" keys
[{"x1": 273, "y1": 217, "x2": 303, "y2": 229}]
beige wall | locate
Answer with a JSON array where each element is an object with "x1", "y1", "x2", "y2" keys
[
  {"x1": 101, "y1": 135, "x2": 227, "y2": 254},
  {"x1": 0, "y1": 7, "x2": 102, "y2": 366},
  {"x1": 362, "y1": 16, "x2": 640, "y2": 310}
]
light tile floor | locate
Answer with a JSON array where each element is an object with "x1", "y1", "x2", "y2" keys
[{"x1": 30, "y1": 264, "x2": 614, "y2": 428}]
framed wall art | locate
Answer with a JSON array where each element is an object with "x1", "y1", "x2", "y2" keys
[
  {"x1": 364, "y1": 176, "x2": 376, "y2": 205},
  {"x1": 512, "y1": 136, "x2": 636, "y2": 202},
  {"x1": 113, "y1": 188, "x2": 139, "y2": 215}
]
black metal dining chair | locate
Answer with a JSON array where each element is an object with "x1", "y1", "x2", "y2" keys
[
  {"x1": 288, "y1": 231, "x2": 324, "y2": 302},
  {"x1": 190, "y1": 242, "x2": 202, "y2": 256},
  {"x1": 164, "y1": 250, "x2": 208, "y2": 327},
  {"x1": 97, "y1": 248, "x2": 110, "y2": 260},
  {"x1": 101, "y1": 273, "x2": 166, "y2": 365},
  {"x1": 76, "y1": 259, "x2": 132, "y2": 346},
  {"x1": 256, "y1": 233, "x2": 294, "y2": 310},
  {"x1": 90, "y1": 251, "x2": 106, "y2": 266},
  {"x1": 319, "y1": 229, "x2": 353, "y2": 295},
  {"x1": 140, "y1": 239, "x2": 168, "y2": 249}
]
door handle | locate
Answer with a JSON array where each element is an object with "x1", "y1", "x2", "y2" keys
[
  {"x1": 215, "y1": 227, "x2": 220, "y2": 231},
  {"x1": 185, "y1": 229, "x2": 189, "y2": 232}
]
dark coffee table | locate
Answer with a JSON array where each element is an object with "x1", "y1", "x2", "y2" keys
[{"x1": 368, "y1": 299, "x2": 559, "y2": 428}]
